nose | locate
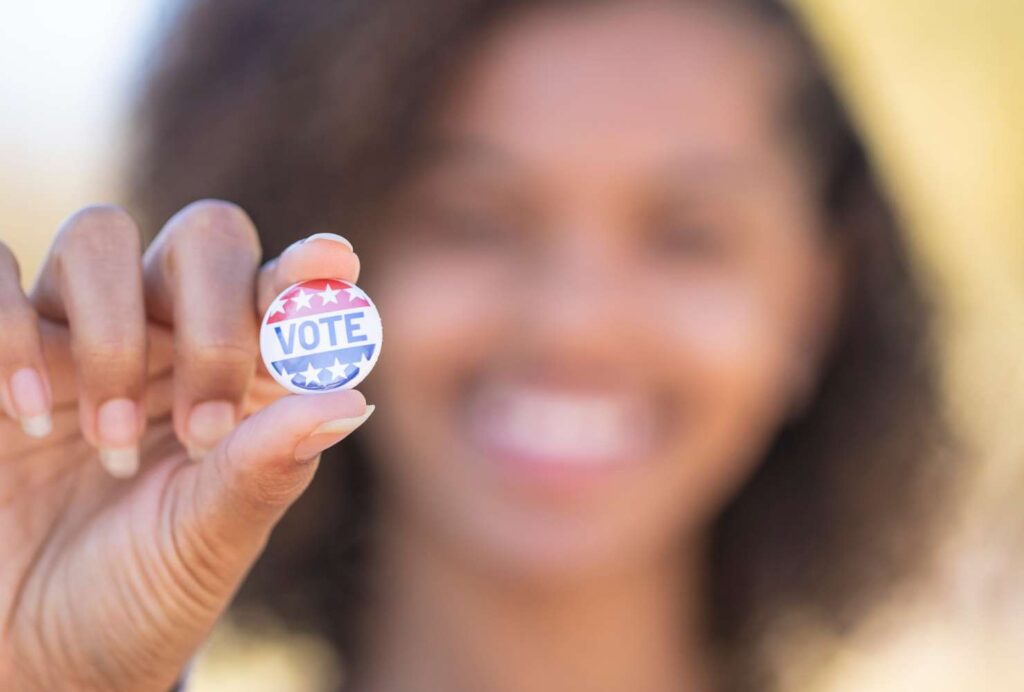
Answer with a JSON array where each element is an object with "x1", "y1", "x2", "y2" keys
[{"x1": 516, "y1": 223, "x2": 633, "y2": 374}]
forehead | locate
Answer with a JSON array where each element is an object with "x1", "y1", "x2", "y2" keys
[{"x1": 433, "y1": 0, "x2": 799, "y2": 173}]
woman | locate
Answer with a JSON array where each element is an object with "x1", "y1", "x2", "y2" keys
[{"x1": 0, "y1": 0, "x2": 953, "y2": 689}]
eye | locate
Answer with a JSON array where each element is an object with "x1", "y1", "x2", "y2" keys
[
  {"x1": 647, "y1": 221, "x2": 731, "y2": 261},
  {"x1": 414, "y1": 201, "x2": 523, "y2": 250}
]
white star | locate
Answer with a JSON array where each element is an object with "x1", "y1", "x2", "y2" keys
[
  {"x1": 354, "y1": 352, "x2": 373, "y2": 373},
  {"x1": 318, "y1": 283, "x2": 341, "y2": 305},
  {"x1": 268, "y1": 297, "x2": 288, "y2": 316},
  {"x1": 291, "y1": 289, "x2": 313, "y2": 310},
  {"x1": 300, "y1": 362, "x2": 322, "y2": 385},
  {"x1": 345, "y1": 285, "x2": 368, "y2": 303},
  {"x1": 326, "y1": 358, "x2": 349, "y2": 381}
]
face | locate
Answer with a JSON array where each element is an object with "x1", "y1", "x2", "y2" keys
[{"x1": 362, "y1": 0, "x2": 842, "y2": 579}]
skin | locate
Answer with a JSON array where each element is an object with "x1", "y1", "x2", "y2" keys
[
  {"x1": 0, "y1": 202, "x2": 370, "y2": 690},
  {"x1": 0, "y1": 1, "x2": 841, "y2": 691}
]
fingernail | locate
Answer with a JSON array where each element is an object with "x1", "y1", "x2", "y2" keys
[
  {"x1": 187, "y1": 400, "x2": 236, "y2": 460},
  {"x1": 9, "y1": 367, "x2": 52, "y2": 438},
  {"x1": 283, "y1": 238, "x2": 305, "y2": 254},
  {"x1": 283, "y1": 233, "x2": 354, "y2": 256},
  {"x1": 97, "y1": 398, "x2": 140, "y2": 478},
  {"x1": 100, "y1": 448, "x2": 139, "y2": 478},
  {"x1": 306, "y1": 233, "x2": 354, "y2": 251},
  {"x1": 22, "y1": 414, "x2": 53, "y2": 439},
  {"x1": 294, "y1": 404, "x2": 374, "y2": 462}
]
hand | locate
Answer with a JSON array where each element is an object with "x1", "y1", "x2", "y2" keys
[{"x1": 0, "y1": 201, "x2": 369, "y2": 691}]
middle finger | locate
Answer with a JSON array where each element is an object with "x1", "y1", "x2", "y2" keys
[{"x1": 143, "y1": 199, "x2": 262, "y2": 458}]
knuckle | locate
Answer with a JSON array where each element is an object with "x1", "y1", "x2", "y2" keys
[
  {"x1": 0, "y1": 333, "x2": 40, "y2": 366},
  {"x1": 0, "y1": 301, "x2": 40, "y2": 361},
  {"x1": 221, "y1": 434, "x2": 307, "y2": 514},
  {"x1": 63, "y1": 203, "x2": 136, "y2": 233},
  {"x1": 78, "y1": 337, "x2": 145, "y2": 372},
  {"x1": 245, "y1": 466, "x2": 307, "y2": 510},
  {"x1": 57, "y1": 204, "x2": 141, "y2": 258},
  {"x1": 179, "y1": 339, "x2": 256, "y2": 373},
  {"x1": 0, "y1": 292, "x2": 34, "y2": 322},
  {"x1": 173, "y1": 200, "x2": 261, "y2": 258},
  {"x1": 0, "y1": 304, "x2": 38, "y2": 337},
  {"x1": 0, "y1": 241, "x2": 20, "y2": 278}
]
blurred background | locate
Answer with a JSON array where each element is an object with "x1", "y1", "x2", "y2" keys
[{"x1": 1, "y1": 1, "x2": 1022, "y2": 690}]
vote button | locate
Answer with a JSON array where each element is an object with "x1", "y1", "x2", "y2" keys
[{"x1": 260, "y1": 279, "x2": 382, "y2": 394}]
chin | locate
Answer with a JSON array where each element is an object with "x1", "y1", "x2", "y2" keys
[{"x1": 451, "y1": 500, "x2": 661, "y2": 584}]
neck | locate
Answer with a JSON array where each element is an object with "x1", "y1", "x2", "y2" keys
[{"x1": 355, "y1": 507, "x2": 712, "y2": 692}]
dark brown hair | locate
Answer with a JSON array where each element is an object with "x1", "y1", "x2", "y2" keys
[{"x1": 126, "y1": 0, "x2": 956, "y2": 688}]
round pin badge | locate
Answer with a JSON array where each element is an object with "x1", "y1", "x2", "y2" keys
[{"x1": 260, "y1": 279, "x2": 382, "y2": 394}]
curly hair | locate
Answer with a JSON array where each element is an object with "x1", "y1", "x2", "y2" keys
[{"x1": 125, "y1": 0, "x2": 957, "y2": 688}]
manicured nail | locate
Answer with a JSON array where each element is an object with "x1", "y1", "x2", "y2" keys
[
  {"x1": 294, "y1": 404, "x2": 374, "y2": 462},
  {"x1": 306, "y1": 233, "x2": 354, "y2": 251},
  {"x1": 9, "y1": 367, "x2": 52, "y2": 438},
  {"x1": 22, "y1": 415, "x2": 53, "y2": 438},
  {"x1": 187, "y1": 400, "x2": 236, "y2": 460},
  {"x1": 97, "y1": 398, "x2": 140, "y2": 478},
  {"x1": 283, "y1": 233, "x2": 354, "y2": 256},
  {"x1": 100, "y1": 448, "x2": 139, "y2": 479}
]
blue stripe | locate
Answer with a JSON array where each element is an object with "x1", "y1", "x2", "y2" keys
[{"x1": 271, "y1": 344, "x2": 376, "y2": 391}]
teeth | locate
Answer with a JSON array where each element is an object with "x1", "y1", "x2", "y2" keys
[{"x1": 472, "y1": 384, "x2": 644, "y2": 464}]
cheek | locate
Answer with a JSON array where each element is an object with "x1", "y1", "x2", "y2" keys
[
  {"x1": 370, "y1": 244, "x2": 515, "y2": 379},
  {"x1": 644, "y1": 274, "x2": 804, "y2": 521},
  {"x1": 663, "y1": 281, "x2": 795, "y2": 403},
  {"x1": 360, "y1": 250, "x2": 509, "y2": 491}
]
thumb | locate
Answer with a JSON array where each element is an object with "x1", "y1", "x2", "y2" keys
[{"x1": 185, "y1": 389, "x2": 372, "y2": 556}]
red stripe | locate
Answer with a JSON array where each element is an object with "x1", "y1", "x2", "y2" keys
[{"x1": 266, "y1": 279, "x2": 369, "y2": 324}]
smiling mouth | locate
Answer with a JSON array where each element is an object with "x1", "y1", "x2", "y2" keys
[{"x1": 465, "y1": 378, "x2": 656, "y2": 476}]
